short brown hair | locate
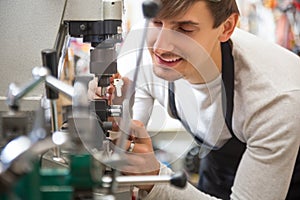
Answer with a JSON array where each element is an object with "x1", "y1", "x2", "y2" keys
[{"x1": 156, "y1": 0, "x2": 240, "y2": 28}]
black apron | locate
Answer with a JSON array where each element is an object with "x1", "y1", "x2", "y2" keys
[{"x1": 168, "y1": 41, "x2": 300, "y2": 200}]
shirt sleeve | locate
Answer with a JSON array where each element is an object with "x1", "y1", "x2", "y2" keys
[
  {"x1": 132, "y1": 85, "x2": 155, "y2": 125},
  {"x1": 138, "y1": 163, "x2": 221, "y2": 200},
  {"x1": 231, "y1": 90, "x2": 300, "y2": 199}
]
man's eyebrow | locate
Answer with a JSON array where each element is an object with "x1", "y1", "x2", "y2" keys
[{"x1": 171, "y1": 20, "x2": 199, "y2": 26}]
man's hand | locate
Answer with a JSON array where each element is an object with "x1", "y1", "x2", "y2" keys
[
  {"x1": 87, "y1": 75, "x2": 102, "y2": 100},
  {"x1": 87, "y1": 73, "x2": 131, "y2": 104},
  {"x1": 88, "y1": 73, "x2": 133, "y2": 131},
  {"x1": 120, "y1": 120, "x2": 160, "y2": 192}
]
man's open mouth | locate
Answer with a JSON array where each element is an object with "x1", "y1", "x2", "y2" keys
[{"x1": 155, "y1": 54, "x2": 183, "y2": 67}]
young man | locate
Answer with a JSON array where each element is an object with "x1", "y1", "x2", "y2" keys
[{"x1": 90, "y1": 0, "x2": 300, "y2": 199}]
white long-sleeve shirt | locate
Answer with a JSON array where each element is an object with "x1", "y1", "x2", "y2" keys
[{"x1": 118, "y1": 28, "x2": 300, "y2": 199}]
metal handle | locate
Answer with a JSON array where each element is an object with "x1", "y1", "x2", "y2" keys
[{"x1": 102, "y1": 171, "x2": 187, "y2": 189}]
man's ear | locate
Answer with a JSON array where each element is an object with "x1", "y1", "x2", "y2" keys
[{"x1": 218, "y1": 13, "x2": 239, "y2": 42}]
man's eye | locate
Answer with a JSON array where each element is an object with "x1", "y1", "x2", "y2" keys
[
  {"x1": 152, "y1": 21, "x2": 162, "y2": 27},
  {"x1": 179, "y1": 27, "x2": 194, "y2": 33}
]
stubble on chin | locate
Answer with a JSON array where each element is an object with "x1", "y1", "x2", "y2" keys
[{"x1": 152, "y1": 65, "x2": 183, "y2": 82}]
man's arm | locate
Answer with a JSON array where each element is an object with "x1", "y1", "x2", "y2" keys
[
  {"x1": 123, "y1": 120, "x2": 221, "y2": 200},
  {"x1": 231, "y1": 91, "x2": 300, "y2": 199},
  {"x1": 139, "y1": 163, "x2": 220, "y2": 200}
]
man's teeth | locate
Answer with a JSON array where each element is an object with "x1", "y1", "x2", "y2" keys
[{"x1": 162, "y1": 57, "x2": 181, "y2": 62}]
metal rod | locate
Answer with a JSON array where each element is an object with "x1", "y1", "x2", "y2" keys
[
  {"x1": 50, "y1": 100, "x2": 61, "y2": 158},
  {"x1": 111, "y1": 18, "x2": 151, "y2": 194},
  {"x1": 7, "y1": 77, "x2": 44, "y2": 109},
  {"x1": 45, "y1": 75, "x2": 73, "y2": 163},
  {"x1": 116, "y1": 175, "x2": 171, "y2": 186},
  {"x1": 15, "y1": 78, "x2": 44, "y2": 101},
  {"x1": 45, "y1": 75, "x2": 74, "y2": 99}
]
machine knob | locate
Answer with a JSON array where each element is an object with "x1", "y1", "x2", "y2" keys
[
  {"x1": 142, "y1": 0, "x2": 161, "y2": 19},
  {"x1": 170, "y1": 171, "x2": 187, "y2": 188}
]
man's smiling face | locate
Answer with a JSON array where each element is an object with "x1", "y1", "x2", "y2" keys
[{"x1": 147, "y1": 1, "x2": 224, "y2": 84}]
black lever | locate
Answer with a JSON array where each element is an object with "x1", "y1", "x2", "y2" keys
[
  {"x1": 41, "y1": 49, "x2": 59, "y2": 99},
  {"x1": 170, "y1": 171, "x2": 187, "y2": 188},
  {"x1": 142, "y1": 0, "x2": 161, "y2": 19}
]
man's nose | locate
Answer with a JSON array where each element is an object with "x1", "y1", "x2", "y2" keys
[{"x1": 153, "y1": 28, "x2": 175, "y2": 53}]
